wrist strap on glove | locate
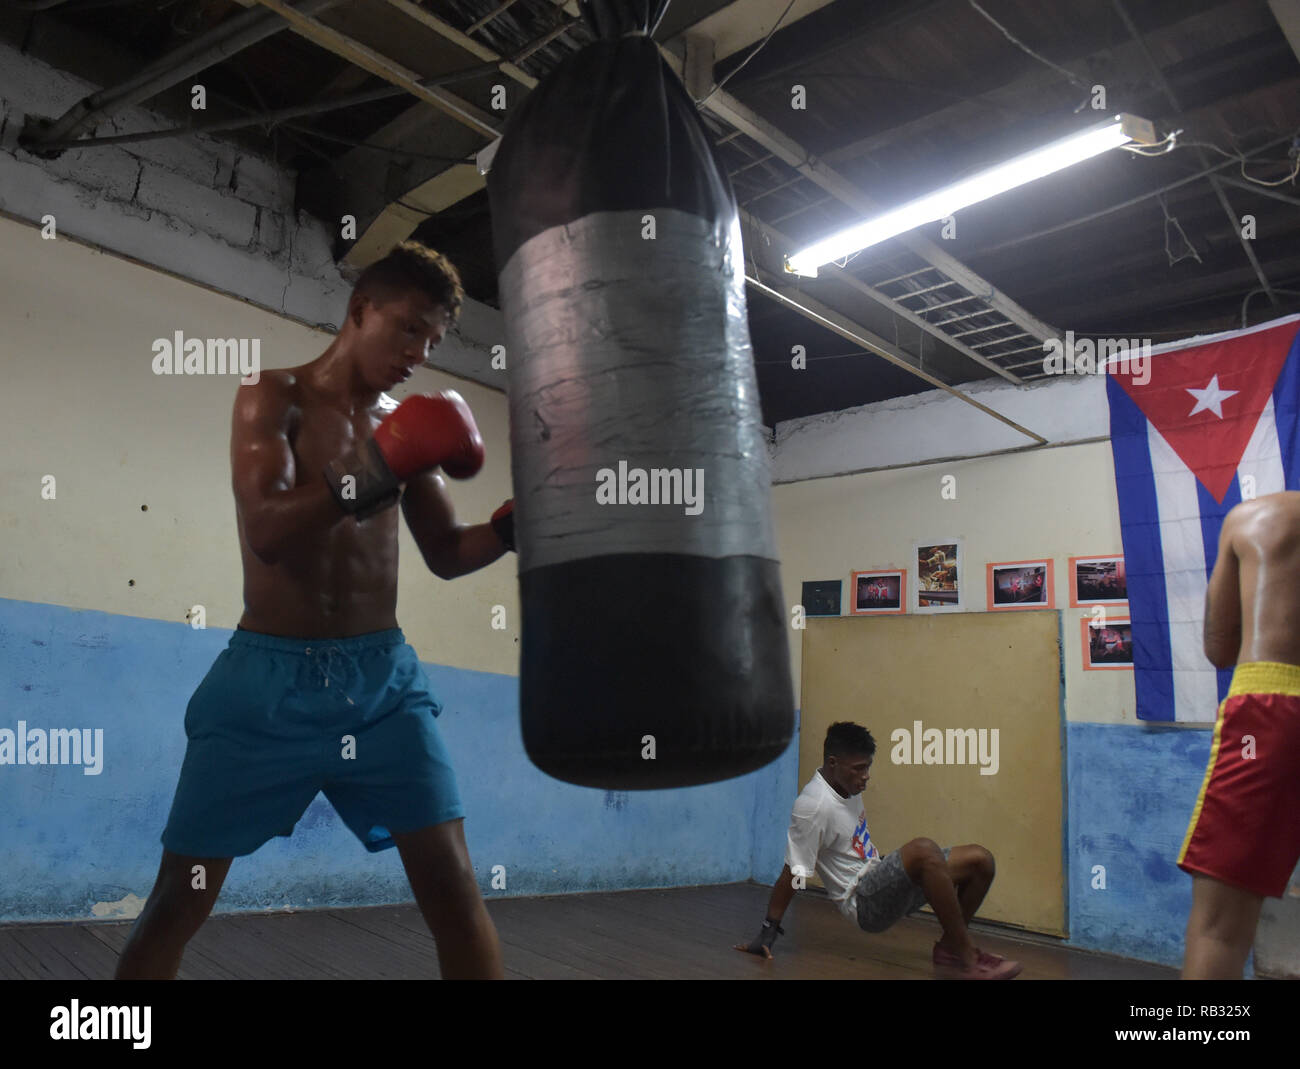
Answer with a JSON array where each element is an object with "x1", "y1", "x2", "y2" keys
[
  {"x1": 491, "y1": 500, "x2": 515, "y2": 552},
  {"x1": 324, "y1": 439, "x2": 401, "y2": 520}
]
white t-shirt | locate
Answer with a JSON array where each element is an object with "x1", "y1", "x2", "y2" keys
[{"x1": 785, "y1": 769, "x2": 883, "y2": 921}]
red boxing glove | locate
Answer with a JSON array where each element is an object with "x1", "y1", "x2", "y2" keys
[
  {"x1": 325, "y1": 391, "x2": 485, "y2": 518},
  {"x1": 491, "y1": 499, "x2": 515, "y2": 552},
  {"x1": 374, "y1": 391, "x2": 485, "y2": 480}
]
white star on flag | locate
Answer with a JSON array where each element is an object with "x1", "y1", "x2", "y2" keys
[{"x1": 1186, "y1": 375, "x2": 1238, "y2": 418}]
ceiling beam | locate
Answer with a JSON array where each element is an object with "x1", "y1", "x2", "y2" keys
[
  {"x1": 244, "y1": 0, "x2": 501, "y2": 138},
  {"x1": 820, "y1": 3, "x2": 1264, "y2": 170},
  {"x1": 1111, "y1": 0, "x2": 1280, "y2": 307},
  {"x1": 344, "y1": 164, "x2": 484, "y2": 267},
  {"x1": 335, "y1": 0, "x2": 870, "y2": 263},
  {"x1": 739, "y1": 209, "x2": 1024, "y2": 385},
  {"x1": 960, "y1": 134, "x2": 1294, "y2": 259},
  {"x1": 703, "y1": 0, "x2": 948, "y2": 91},
  {"x1": 26, "y1": 0, "x2": 347, "y2": 151},
  {"x1": 1044, "y1": 253, "x2": 1300, "y2": 325},
  {"x1": 1209, "y1": 173, "x2": 1300, "y2": 208},
  {"x1": 328, "y1": 2, "x2": 1057, "y2": 356},
  {"x1": 680, "y1": 0, "x2": 837, "y2": 62},
  {"x1": 381, "y1": 0, "x2": 538, "y2": 88},
  {"x1": 670, "y1": 58, "x2": 1060, "y2": 343},
  {"x1": 744, "y1": 275, "x2": 1046, "y2": 445},
  {"x1": 1268, "y1": 0, "x2": 1300, "y2": 62}
]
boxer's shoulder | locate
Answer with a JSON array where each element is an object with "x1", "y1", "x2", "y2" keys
[
  {"x1": 234, "y1": 367, "x2": 298, "y2": 411},
  {"x1": 1227, "y1": 493, "x2": 1300, "y2": 542},
  {"x1": 232, "y1": 369, "x2": 300, "y2": 436}
]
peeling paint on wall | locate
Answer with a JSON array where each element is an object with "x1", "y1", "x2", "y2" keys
[{"x1": 90, "y1": 893, "x2": 145, "y2": 920}]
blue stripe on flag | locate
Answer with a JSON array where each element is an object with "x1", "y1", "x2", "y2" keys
[
  {"x1": 1197, "y1": 478, "x2": 1238, "y2": 704},
  {"x1": 1273, "y1": 331, "x2": 1300, "y2": 489},
  {"x1": 1106, "y1": 374, "x2": 1175, "y2": 721}
]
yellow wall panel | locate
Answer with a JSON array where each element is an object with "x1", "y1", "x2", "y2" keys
[{"x1": 799, "y1": 611, "x2": 1065, "y2": 935}]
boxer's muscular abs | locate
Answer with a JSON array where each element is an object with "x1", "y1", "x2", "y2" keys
[
  {"x1": 234, "y1": 368, "x2": 400, "y2": 639},
  {"x1": 1209, "y1": 491, "x2": 1300, "y2": 667}
]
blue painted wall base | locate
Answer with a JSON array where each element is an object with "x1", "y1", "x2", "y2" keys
[
  {"x1": 0, "y1": 599, "x2": 793, "y2": 923},
  {"x1": 1067, "y1": 720, "x2": 1214, "y2": 969},
  {"x1": 1, "y1": 598, "x2": 1227, "y2": 972}
]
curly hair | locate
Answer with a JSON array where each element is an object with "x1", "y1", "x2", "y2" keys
[
  {"x1": 824, "y1": 721, "x2": 877, "y2": 761},
  {"x1": 353, "y1": 240, "x2": 464, "y2": 321}
]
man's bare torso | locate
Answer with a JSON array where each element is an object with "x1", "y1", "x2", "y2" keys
[
  {"x1": 236, "y1": 369, "x2": 400, "y2": 638},
  {"x1": 1218, "y1": 491, "x2": 1300, "y2": 666}
]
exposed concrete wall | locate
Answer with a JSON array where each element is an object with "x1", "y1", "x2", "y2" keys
[{"x1": 0, "y1": 37, "x2": 503, "y2": 389}]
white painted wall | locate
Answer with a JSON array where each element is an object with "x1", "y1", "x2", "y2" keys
[
  {"x1": 773, "y1": 372, "x2": 1109, "y2": 483},
  {"x1": 771, "y1": 439, "x2": 1139, "y2": 725},
  {"x1": 0, "y1": 214, "x2": 518, "y2": 675}
]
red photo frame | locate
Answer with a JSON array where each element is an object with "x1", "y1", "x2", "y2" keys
[
  {"x1": 1081, "y1": 614, "x2": 1134, "y2": 671},
  {"x1": 987, "y1": 559, "x2": 1054, "y2": 611},
  {"x1": 850, "y1": 569, "x2": 907, "y2": 616},
  {"x1": 1069, "y1": 555, "x2": 1127, "y2": 608}
]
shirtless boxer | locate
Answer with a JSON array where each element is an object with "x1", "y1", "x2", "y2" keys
[
  {"x1": 115, "y1": 241, "x2": 513, "y2": 980},
  {"x1": 1179, "y1": 491, "x2": 1300, "y2": 979}
]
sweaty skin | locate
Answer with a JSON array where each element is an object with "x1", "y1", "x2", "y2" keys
[
  {"x1": 114, "y1": 282, "x2": 508, "y2": 982},
  {"x1": 232, "y1": 288, "x2": 504, "y2": 638},
  {"x1": 1182, "y1": 490, "x2": 1300, "y2": 980},
  {"x1": 1204, "y1": 491, "x2": 1300, "y2": 668}
]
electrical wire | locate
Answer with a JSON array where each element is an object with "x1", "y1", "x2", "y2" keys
[
  {"x1": 1175, "y1": 137, "x2": 1300, "y2": 187},
  {"x1": 697, "y1": 0, "x2": 799, "y2": 108},
  {"x1": 1157, "y1": 193, "x2": 1201, "y2": 267},
  {"x1": 1119, "y1": 129, "x2": 1180, "y2": 156},
  {"x1": 967, "y1": 0, "x2": 1092, "y2": 93},
  {"x1": 1112, "y1": 126, "x2": 1298, "y2": 187}
]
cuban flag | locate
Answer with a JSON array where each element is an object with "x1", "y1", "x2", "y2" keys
[{"x1": 1106, "y1": 314, "x2": 1300, "y2": 722}]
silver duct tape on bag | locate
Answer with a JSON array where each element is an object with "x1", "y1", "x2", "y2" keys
[{"x1": 500, "y1": 208, "x2": 777, "y2": 573}]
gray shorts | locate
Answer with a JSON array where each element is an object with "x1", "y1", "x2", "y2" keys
[{"x1": 854, "y1": 846, "x2": 951, "y2": 933}]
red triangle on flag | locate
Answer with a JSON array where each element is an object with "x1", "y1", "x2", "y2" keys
[{"x1": 1111, "y1": 321, "x2": 1297, "y2": 503}]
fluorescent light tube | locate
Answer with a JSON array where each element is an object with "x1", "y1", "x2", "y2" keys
[{"x1": 786, "y1": 115, "x2": 1143, "y2": 276}]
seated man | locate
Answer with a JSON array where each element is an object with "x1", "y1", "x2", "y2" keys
[{"x1": 737, "y1": 721, "x2": 1021, "y2": 980}]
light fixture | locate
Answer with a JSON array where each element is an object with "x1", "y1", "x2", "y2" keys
[{"x1": 785, "y1": 113, "x2": 1156, "y2": 277}]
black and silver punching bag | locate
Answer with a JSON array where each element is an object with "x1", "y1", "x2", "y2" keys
[{"x1": 487, "y1": 0, "x2": 793, "y2": 789}]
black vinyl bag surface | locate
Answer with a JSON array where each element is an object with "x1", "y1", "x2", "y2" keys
[{"x1": 487, "y1": 0, "x2": 794, "y2": 789}]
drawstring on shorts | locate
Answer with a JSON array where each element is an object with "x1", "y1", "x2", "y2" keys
[{"x1": 303, "y1": 645, "x2": 357, "y2": 706}]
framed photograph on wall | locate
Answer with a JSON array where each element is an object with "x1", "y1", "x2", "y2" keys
[
  {"x1": 801, "y1": 579, "x2": 842, "y2": 617},
  {"x1": 1070, "y1": 555, "x2": 1127, "y2": 607},
  {"x1": 914, "y1": 541, "x2": 962, "y2": 611},
  {"x1": 850, "y1": 570, "x2": 906, "y2": 616},
  {"x1": 988, "y1": 559, "x2": 1054, "y2": 611},
  {"x1": 1081, "y1": 615, "x2": 1134, "y2": 670}
]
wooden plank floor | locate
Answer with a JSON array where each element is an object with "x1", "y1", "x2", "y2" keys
[{"x1": 0, "y1": 883, "x2": 1175, "y2": 980}]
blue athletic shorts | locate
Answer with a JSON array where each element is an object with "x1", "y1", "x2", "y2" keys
[{"x1": 161, "y1": 628, "x2": 464, "y2": 857}]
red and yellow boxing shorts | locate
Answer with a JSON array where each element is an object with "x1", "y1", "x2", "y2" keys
[{"x1": 1178, "y1": 662, "x2": 1300, "y2": 898}]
